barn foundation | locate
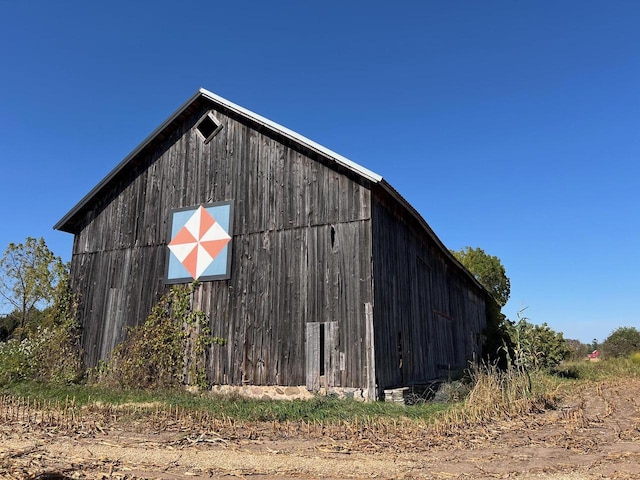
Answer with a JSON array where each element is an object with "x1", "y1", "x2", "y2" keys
[{"x1": 209, "y1": 385, "x2": 369, "y2": 402}]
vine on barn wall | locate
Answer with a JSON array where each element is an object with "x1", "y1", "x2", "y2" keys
[{"x1": 95, "y1": 282, "x2": 225, "y2": 389}]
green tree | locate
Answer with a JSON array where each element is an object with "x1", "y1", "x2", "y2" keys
[
  {"x1": 601, "y1": 327, "x2": 640, "y2": 358},
  {"x1": 0, "y1": 237, "x2": 66, "y2": 338},
  {"x1": 451, "y1": 246, "x2": 511, "y2": 307}
]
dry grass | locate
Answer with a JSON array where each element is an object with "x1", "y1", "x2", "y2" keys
[{"x1": 429, "y1": 363, "x2": 563, "y2": 436}]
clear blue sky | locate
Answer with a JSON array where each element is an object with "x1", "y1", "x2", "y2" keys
[{"x1": 1, "y1": 1, "x2": 638, "y2": 344}]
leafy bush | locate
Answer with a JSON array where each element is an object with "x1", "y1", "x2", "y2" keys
[
  {"x1": 0, "y1": 337, "x2": 36, "y2": 383},
  {"x1": 0, "y1": 241, "x2": 81, "y2": 385},
  {"x1": 95, "y1": 283, "x2": 225, "y2": 390},
  {"x1": 0, "y1": 321, "x2": 82, "y2": 385},
  {"x1": 33, "y1": 322, "x2": 84, "y2": 384},
  {"x1": 503, "y1": 313, "x2": 570, "y2": 371}
]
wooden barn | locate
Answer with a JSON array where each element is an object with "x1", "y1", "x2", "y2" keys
[{"x1": 55, "y1": 88, "x2": 491, "y2": 401}]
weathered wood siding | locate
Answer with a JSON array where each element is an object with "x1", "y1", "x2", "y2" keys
[
  {"x1": 370, "y1": 189, "x2": 486, "y2": 392},
  {"x1": 69, "y1": 98, "x2": 374, "y2": 388}
]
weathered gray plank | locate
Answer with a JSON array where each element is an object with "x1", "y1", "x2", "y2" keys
[{"x1": 305, "y1": 322, "x2": 320, "y2": 391}]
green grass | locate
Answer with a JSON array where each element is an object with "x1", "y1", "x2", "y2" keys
[{"x1": 0, "y1": 381, "x2": 450, "y2": 423}]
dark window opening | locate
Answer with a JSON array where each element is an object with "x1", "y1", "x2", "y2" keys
[
  {"x1": 319, "y1": 323, "x2": 326, "y2": 376},
  {"x1": 195, "y1": 112, "x2": 222, "y2": 143}
]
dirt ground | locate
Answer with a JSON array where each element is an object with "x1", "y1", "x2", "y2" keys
[{"x1": 1, "y1": 380, "x2": 639, "y2": 479}]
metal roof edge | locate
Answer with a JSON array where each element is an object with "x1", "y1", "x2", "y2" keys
[
  {"x1": 198, "y1": 88, "x2": 383, "y2": 183},
  {"x1": 54, "y1": 88, "x2": 383, "y2": 232}
]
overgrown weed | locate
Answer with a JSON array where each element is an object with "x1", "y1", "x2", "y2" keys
[
  {"x1": 0, "y1": 320, "x2": 82, "y2": 385},
  {"x1": 93, "y1": 282, "x2": 225, "y2": 390},
  {"x1": 431, "y1": 362, "x2": 562, "y2": 434}
]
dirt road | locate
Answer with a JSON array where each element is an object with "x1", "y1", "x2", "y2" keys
[{"x1": 1, "y1": 380, "x2": 639, "y2": 479}]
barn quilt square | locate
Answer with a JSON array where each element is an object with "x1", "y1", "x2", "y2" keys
[{"x1": 165, "y1": 202, "x2": 233, "y2": 283}]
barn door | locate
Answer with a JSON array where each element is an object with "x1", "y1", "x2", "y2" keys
[
  {"x1": 305, "y1": 322, "x2": 339, "y2": 391},
  {"x1": 434, "y1": 312, "x2": 456, "y2": 375}
]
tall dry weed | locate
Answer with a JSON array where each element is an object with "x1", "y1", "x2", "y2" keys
[{"x1": 433, "y1": 362, "x2": 559, "y2": 433}]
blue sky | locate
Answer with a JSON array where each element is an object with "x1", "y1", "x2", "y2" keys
[{"x1": 1, "y1": 1, "x2": 638, "y2": 343}]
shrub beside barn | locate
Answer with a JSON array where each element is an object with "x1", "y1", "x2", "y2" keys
[{"x1": 55, "y1": 89, "x2": 491, "y2": 400}]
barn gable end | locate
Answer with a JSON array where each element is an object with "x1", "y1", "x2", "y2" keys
[{"x1": 55, "y1": 89, "x2": 490, "y2": 400}]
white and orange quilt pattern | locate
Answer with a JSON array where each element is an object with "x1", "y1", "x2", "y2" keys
[{"x1": 166, "y1": 202, "x2": 233, "y2": 282}]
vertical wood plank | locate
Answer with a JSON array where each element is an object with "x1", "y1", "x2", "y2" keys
[
  {"x1": 364, "y1": 302, "x2": 376, "y2": 401},
  {"x1": 305, "y1": 322, "x2": 320, "y2": 391}
]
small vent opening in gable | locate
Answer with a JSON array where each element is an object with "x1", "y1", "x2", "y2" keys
[{"x1": 195, "y1": 112, "x2": 222, "y2": 143}]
